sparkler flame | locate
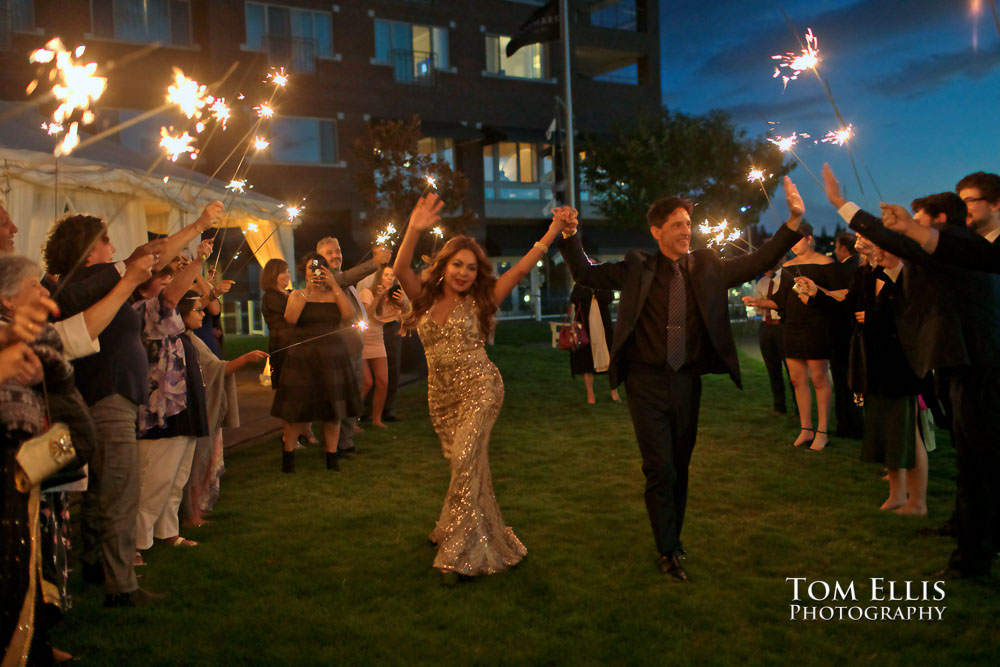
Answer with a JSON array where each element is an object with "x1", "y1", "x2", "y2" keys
[
  {"x1": 747, "y1": 168, "x2": 765, "y2": 183},
  {"x1": 209, "y1": 97, "x2": 230, "y2": 128},
  {"x1": 159, "y1": 127, "x2": 197, "y2": 162},
  {"x1": 285, "y1": 205, "x2": 302, "y2": 221},
  {"x1": 267, "y1": 68, "x2": 289, "y2": 88},
  {"x1": 768, "y1": 132, "x2": 807, "y2": 152},
  {"x1": 226, "y1": 179, "x2": 247, "y2": 193},
  {"x1": 41, "y1": 122, "x2": 64, "y2": 136},
  {"x1": 357, "y1": 320, "x2": 369, "y2": 332},
  {"x1": 772, "y1": 28, "x2": 820, "y2": 89},
  {"x1": 246, "y1": 222, "x2": 259, "y2": 233},
  {"x1": 29, "y1": 39, "x2": 107, "y2": 155},
  {"x1": 253, "y1": 136, "x2": 270, "y2": 151},
  {"x1": 431, "y1": 226, "x2": 444, "y2": 238},
  {"x1": 254, "y1": 102, "x2": 274, "y2": 119},
  {"x1": 166, "y1": 68, "x2": 209, "y2": 119},
  {"x1": 821, "y1": 124, "x2": 854, "y2": 146},
  {"x1": 425, "y1": 175, "x2": 437, "y2": 189}
]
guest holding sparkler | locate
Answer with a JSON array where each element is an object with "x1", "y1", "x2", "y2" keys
[
  {"x1": 824, "y1": 163, "x2": 1000, "y2": 579},
  {"x1": 746, "y1": 221, "x2": 835, "y2": 451},
  {"x1": 358, "y1": 266, "x2": 406, "y2": 427},
  {"x1": 270, "y1": 253, "x2": 357, "y2": 472},
  {"x1": 557, "y1": 178, "x2": 804, "y2": 581},
  {"x1": 394, "y1": 193, "x2": 562, "y2": 583},
  {"x1": 316, "y1": 237, "x2": 391, "y2": 453}
]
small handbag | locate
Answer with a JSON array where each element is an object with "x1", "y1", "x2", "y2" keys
[
  {"x1": 557, "y1": 306, "x2": 590, "y2": 351},
  {"x1": 14, "y1": 422, "x2": 75, "y2": 493}
]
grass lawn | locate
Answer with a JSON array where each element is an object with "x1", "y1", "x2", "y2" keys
[{"x1": 57, "y1": 322, "x2": 999, "y2": 665}]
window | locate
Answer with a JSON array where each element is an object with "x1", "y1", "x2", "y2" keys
[
  {"x1": 483, "y1": 142, "x2": 551, "y2": 200},
  {"x1": 245, "y1": 2, "x2": 333, "y2": 73},
  {"x1": 588, "y1": 0, "x2": 642, "y2": 31},
  {"x1": 96, "y1": 108, "x2": 173, "y2": 155},
  {"x1": 91, "y1": 0, "x2": 192, "y2": 46},
  {"x1": 485, "y1": 35, "x2": 546, "y2": 79},
  {"x1": 260, "y1": 117, "x2": 338, "y2": 165},
  {"x1": 373, "y1": 19, "x2": 448, "y2": 85},
  {"x1": 10, "y1": 0, "x2": 35, "y2": 32},
  {"x1": 417, "y1": 137, "x2": 454, "y2": 168}
]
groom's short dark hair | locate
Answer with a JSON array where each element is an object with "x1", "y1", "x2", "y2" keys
[{"x1": 647, "y1": 196, "x2": 694, "y2": 228}]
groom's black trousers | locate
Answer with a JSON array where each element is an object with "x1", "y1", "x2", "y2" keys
[{"x1": 624, "y1": 362, "x2": 702, "y2": 558}]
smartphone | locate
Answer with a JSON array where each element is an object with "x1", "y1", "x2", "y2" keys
[
  {"x1": 309, "y1": 259, "x2": 323, "y2": 276},
  {"x1": 388, "y1": 284, "x2": 402, "y2": 300}
]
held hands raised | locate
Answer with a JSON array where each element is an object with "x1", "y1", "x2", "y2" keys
[
  {"x1": 408, "y1": 193, "x2": 445, "y2": 233},
  {"x1": 551, "y1": 205, "x2": 579, "y2": 236}
]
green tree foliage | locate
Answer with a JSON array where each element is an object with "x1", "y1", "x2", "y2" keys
[
  {"x1": 352, "y1": 117, "x2": 474, "y2": 237},
  {"x1": 579, "y1": 108, "x2": 794, "y2": 235}
]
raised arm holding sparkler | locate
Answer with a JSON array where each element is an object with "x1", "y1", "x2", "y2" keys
[{"x1": 153, "y1": 200, "x2": 223, "y2": 271}]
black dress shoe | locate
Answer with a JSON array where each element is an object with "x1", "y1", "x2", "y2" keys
[
  {"x1": 326, "y1": 451, "x2": 340, "y2": 471},
  {"x1": 658, "y1": 553, "x2": 688, "y2": 582}
]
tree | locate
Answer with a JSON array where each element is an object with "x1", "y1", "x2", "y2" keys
[
  {"x1": 352, "y1": 117, "x2": 475, "y2": 241},
  {"x1": 579, "y1": 108, "x2": 795, "y2": 236}
]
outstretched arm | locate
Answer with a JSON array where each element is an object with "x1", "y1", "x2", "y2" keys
[
  {"x1": 225, "y1": 349, "x2": 269, "y2": 376},
  {"x1": 154, "y1": 201, "x2": 223, "y2": 271},
  {"x1": 492, "y1": 211, "x2": 568, "y2": 303},
  {"x1": 721, "y1": 176, "x2": 804, "y2": 287},
  {"x1": 555, "y1": 207, "x2": 629, "y2": 289},
  {"x1": 163, "y1": 239, "x2": 213, "y2": 310},
  {"x1": 394, "y1": 194, "x2": 445, "y2": 300}
]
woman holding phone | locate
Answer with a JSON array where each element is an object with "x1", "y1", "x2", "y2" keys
[
  {"x1": 270, "y1": 252, "x2": 358, "y2": 472},
  {"x1": 358, "y1": 266, "x2": 406, "y2": 428}
]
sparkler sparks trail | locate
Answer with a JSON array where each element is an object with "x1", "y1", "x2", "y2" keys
[
  {"x1": 226, "y1": 179, "x2": 247, "y2": 193},
  {"x1": 772, "y1": 28, "x2": 819, "y2": 89},
  {"x1": 747, "y1": 168, "x2": 765, "y2": 183},
  {"x1": 253, "y1": 136, "x2": 270, "y2": 150},
  {"x1": 821, "y1": 124, "x2": 854, "y2": 146},
  {"x1": 768, "y1": 132, "x2": 807, "y2": 152},
  {"x1": 253, "y1": 102, "x2": 274, "y2": 119},
  {"x1": 159, "y1": 127, "x2": 197, "y2": 162},
  {"x1": 41, "y1": 122, "x2": 64, "y2": 135},
  {"x1": 166, "y1": 68, "x2": 209, "y2": 119},
  {"x1": 285, "y1": 205, "x2": 303, "y2": 221}
]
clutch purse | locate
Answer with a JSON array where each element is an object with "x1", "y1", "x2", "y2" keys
[{"x1": 14, "y1": 422, "x2": 75, "y2": 493}]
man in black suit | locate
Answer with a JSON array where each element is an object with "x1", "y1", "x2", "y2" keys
[
  {"x1": 557, "y1": 177, "x2": 804, "y2": 581},
  {"x1": 823, "y1": 163, "x2": 1000, "y2": 579}
]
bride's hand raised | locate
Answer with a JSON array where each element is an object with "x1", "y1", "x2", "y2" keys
[{"x1": 408, "y1": 193, "x2": 445, "y2": 232}]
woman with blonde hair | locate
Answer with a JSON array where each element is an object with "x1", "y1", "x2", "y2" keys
[{"x1": 393, "y1": 193, "x2": 570, "y2": 584}]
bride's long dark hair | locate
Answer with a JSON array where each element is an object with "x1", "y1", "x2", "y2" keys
[{"x1": 402, "y1": 235, "x2": 498, "y2": 338}]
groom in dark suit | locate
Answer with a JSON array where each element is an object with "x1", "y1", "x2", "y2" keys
[{"x1": 557, "y1": 177, "x2": 805, "y2": 581}]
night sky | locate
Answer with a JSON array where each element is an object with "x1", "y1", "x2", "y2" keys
[{"x1": 660, "y1": 0, "x2": 1000, "y2": 235}]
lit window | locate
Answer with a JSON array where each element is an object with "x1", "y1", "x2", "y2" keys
[
  {"x1": 485, "y1": 35, "x2": 546, "y2": 79},
  {"x1": 245, "y1": 2, "x2": 333, "y2": 73},
  {"x1": 91, "y1": 0, "x2": 192, "y2": 46},
  {"x1": 416, "y1": 137, "x2": 455, "y2": 168},
  {"x1": 374, "y1": 19, "x2": 448, "y2": 84},
  {"x1": 483, "y1": 142, "x2": 548, "y2": 200},
  {"x1": 260, "y1": 117, "x2": 338, "y2": 165}
]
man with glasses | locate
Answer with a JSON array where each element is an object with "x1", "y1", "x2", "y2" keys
[{"x1": 957, "y1": 172, "x2": 1000, "y2": 242}]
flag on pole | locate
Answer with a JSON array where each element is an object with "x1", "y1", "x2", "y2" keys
[{"x1": 506, "y1": 0, "x2": 560, "y2": 58}]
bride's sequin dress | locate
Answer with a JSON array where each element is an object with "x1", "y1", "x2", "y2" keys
[{"x1": 417, "y1": 296, "x2": 526, "y2": 575}]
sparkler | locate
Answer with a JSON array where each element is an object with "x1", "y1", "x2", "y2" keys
[
  {"x1": 226, "y1": 179, "x2": 247, "y2": 193},
  {"x1": 698, "y1": 218, "x2": 751, "y2": 254},
  {"x1": 159, "y1": 127, "x2": 197, "y2": 162},
  {"x1": 821, "y1": 124, "x2": 854, "y2": 146},
  {"x1": 208, "y1": 97, "x2": 231, "y2": 128},
  {"x1": 253, "y1": 136, "x2": 270, "y2": 150},
  {"x1": 768, "y1": 133, "x2": 822, "y2": 189},
  {"x1": 267, "y1": 67, "x2": 289, "y2": 88},
  {"x1": 253, "y1": 102, "x2": 274, "y2": 119},
  {"x1": 28, "y1": 38, "x2": 108, "y2": 156},
  {"x1": 746, "y1": 168, "x2": 765, "y2": 183},
  {"x1": 41, "y1": 122, "x2": 64, "y2": 135},
  {"x1": 772, "y1": 28, "x2": 819, "y2": 90},
  {"x1": 166, "y1": 68, "x2": 209, "y2": 119},
  {"x1": 421, "y1": 175, "x2": 437, "y2": 195}
]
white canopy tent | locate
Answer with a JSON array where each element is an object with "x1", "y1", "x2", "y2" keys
[{"x1": 0, "y1": 102, "x2": 295, "y2": 271}]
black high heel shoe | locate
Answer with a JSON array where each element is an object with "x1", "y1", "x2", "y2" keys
[
  {"x1": 326, "y1": 451, "x2": 340, "y2": 471},
  {"x1": 793, "y1": 427, "x2": 814, "y2": 447},
  {"x1": 282, "y1": 449, "x2": 295, "y2": 473}
]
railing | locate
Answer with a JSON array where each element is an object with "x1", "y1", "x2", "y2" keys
[
  {"x1": 391, "y1": 49, "x2": 436, "y2": 86},
  {"x1": 265, "y1": 34, "x2": 319, "y2": 73}
]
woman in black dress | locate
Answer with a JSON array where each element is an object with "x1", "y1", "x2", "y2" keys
[
  {"x1": 568, "y1": 284, "x2": 620, "y2": 404},
  {"x1": 748, "y1": 222, "x2": 835, "y2": 450},
  {"x1": 270, "y1": 253, "x2": 358, "y2": 472}
]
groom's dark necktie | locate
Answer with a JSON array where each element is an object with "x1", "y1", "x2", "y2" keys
[{"x1": 667, "y1": 260, "x2": 686, "y2": 371}]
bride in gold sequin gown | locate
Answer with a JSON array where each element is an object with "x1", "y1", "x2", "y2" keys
[{"x1": 394, "y1": 194, "x2": 569, "y2": 579}]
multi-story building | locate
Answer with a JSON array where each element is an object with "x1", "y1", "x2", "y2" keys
[{"x1": 0, "y1": 0, "x2": 661, "y2": 319}]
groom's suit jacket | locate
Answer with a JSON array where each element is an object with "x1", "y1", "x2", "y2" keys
[{"x1": 558, "y1": 224, "x2": 802, "y2": 389}]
